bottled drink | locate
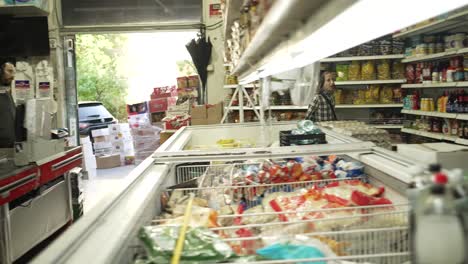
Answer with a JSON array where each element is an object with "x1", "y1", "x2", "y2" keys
[{"x1": 414, "y1": 182, "x2": 466, "y2": 264}]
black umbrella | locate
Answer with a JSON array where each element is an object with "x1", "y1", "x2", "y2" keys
[{"x1": 186, "y1": 32, "x2": 212, "y2": 104}]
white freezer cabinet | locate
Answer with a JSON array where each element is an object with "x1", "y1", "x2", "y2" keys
[{"x1": 33, "y1": 140, "x2": 415, "y2": 264}]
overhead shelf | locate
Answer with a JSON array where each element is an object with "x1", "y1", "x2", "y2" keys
[
  {"x1": 226, "y1": 104, "x2": 403, "y2": 111},
  {"x1": 335, "y1": 79, "x2": 406, "y2": 86},
  {"x1": 321, "y1": 54, "x2": 405, "y2": 62},
  {"x1": 401, "y1": 128, "x2": 460, "y2": 142},
  {"x1": 0, "y1": 4, "x2": 49, "y2": 16},
  {"x1": 231, "y1": 0, "x2": 355, "y2": 79},
  {"x1": 401, "y1": 109, "x2": 459, "y2": 119},
  {"x1": 393, "y1": 8, "x2": 468, "y2": 38}
]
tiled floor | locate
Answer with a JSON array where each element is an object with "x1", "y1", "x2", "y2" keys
[{"x1": 83, "y1": 165, "x2": 136, "y2": 213}]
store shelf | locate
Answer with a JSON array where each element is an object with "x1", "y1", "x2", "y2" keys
[
  {"x1": 455, "y1": 138, "x2": 468, "y2": 146},
  {"x1": 222, "y1": 0, "x2": 242, "y2": 39},
  {"x1": 0, "y1": 4, "x2": 49, "y2": 16},
  {"x1": 394, "y1": 8, "x2": 468, "y2": 38},
  {"x1": 402, "y1": 50, "x2": 458, "y2": 63},
  {"x1": 372, "y1": 124, "x2": 404, "y2": 129},
  {"x1": 223, "y1": 84, "x2": 257, "y2": 89},
  {"x1": 401, "y1": 82, "x2": 459, "y2": 88},
  {"x1": 321, "y1": 54, "x2": 405, "y2": 62},
  {"x1": 401, "y1": 109, "x2": 459, "y2": 119},
  {"x1": 336, "y1": 104, "x2": 403, "y2": 108},
  {"x1": 401, "y1": 128, "x2": 459, "y2": 142},
  {"x1": 335, "y1": 79, "x2": 406, "y2": 86}
]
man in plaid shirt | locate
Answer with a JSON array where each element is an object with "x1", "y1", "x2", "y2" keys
[{"x1": 306, "y1": 71, "x2": 337, "y2": 122}]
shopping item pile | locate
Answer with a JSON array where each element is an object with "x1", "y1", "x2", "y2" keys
[
  {"x1": 135, "y1": 155, "x2": 406, "y2": 263},
  {"x1": 91, "y1": 124, "x2": 135, "y2": 169},
  {"x1": 319, "y1": 121, "x2": 394, "y2": 149},
  {"x1": 128, "y1": 113, "x2": 161, "y2": 165}
]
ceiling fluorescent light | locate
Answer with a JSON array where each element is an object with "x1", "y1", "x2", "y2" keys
[{"x1": 257, "y1": 0, "x2": 467, "y2": 78}]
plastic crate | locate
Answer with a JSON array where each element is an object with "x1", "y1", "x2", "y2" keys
[{"x1": 279, "y1": 130, "x2": 327, "y2": 146}]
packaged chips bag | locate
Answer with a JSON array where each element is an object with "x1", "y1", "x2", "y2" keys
[
  {"x1": 361, "y1": 60, "x2": 375, "y2": 80},
  {"x1": 377, "y1": 59, "x2": 391, "y2": 80},
  {"x1": 380, "y1": 86, "x2": 394, "y2": 104},
  {"x1": 348, "y1": 61, "x2": 361, "y2": 81},
  {"x1": 336, "y1": 64, "x2": 349, "y2": 81}
]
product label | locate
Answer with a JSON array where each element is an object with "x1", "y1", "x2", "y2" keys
[
  {"x1": 38, "y1": 82, "x2": 51, "y2": 98},
  {"x1": 15, "y1": 80, "x2": 30, "y2": 89}
]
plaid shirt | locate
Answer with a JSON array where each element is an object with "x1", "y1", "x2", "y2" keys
[{"x1": 306, "y1": 92, "x2": 337, "y2": 122}]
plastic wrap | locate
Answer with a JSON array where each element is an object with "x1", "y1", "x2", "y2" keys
[
  {"x1": 392, "y1": 61, "x2": 405, "y2": 79},
  {"x1": 335, "y1": 64, "x2": 349, "y2": 81},
  {"x1": 348, "y1": 61, "x2": 361, "y2": 81},
  {"x1": 377, "y1": 60, "x2": 391, "y2": 80},
  {"x1": 379, "y1": 87, "x2": 394, "y2": 104},
  {"x1": 361, "y1": 61, "x2": 375, "y2": 80}
]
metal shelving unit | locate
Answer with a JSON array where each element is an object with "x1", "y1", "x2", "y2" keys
[
  {"x1": 335, "y1": 79, "x2": 407, "y2": 86},
  {"x1": 321, "y1": 54, "x2": 405, "y2": 62},
  {"x1": 401, "y1": 128, "x2": 461, "y2": 143},
  {"x1": 226, "y1": 104, "x2": 403, "y2": 111},
  {"x1": 400, "y1": 48, "x2": 468, "y2": 63},
  {"x1": 401, "y1": 82, "x2": 460, "y2": 89},
  {"x1": 401, "y1": 109, "x2": 468, "y2": 120}
]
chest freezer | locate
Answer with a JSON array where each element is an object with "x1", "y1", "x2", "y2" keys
[
  {"x1": 156, "y1": 122, "x2": 364, "y2": 160},
  {"x1": 32, "y1": 140, "x2": 415, "y2": 264}
]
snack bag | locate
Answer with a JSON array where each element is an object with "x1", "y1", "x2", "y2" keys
[
  {"x1": 361, "y1": 60, "x2": 375, "y2": 80},
  {"x1": 392, "y1": 61, "x2": 405, "y2": 79},
  {"x1": 348, "y1": 61, "x2": 361, "y2": 80},
  {"x1": 377, "y1": 59, "x2": 391, "y2": 80},
  {"x1": 334, "y1": 89, "x2": 343, "y2": 105},
  {"x1": 380, "y1": 86, "x2": 394, "y2": 104},
  {"x1": 336, "y1": 64, "x2": 349, "y2": 81}
]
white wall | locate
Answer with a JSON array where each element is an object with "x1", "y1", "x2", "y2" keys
[{"x1": 202, "y1": 0, "x2": 225, "y2": 104}]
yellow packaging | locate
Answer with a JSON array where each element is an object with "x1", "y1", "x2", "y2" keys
[
  {"x1": 361, "y1": 60, "x2": 375, "y2": 80},
  {"x1": 392, "y1": 61, "x2": 405, "y2": 79},
  {"x1": 348, "y1": 61, "x2": 361, "y2": 81},
  {"x1": 379, "y1": 87, "x2": 393, "y2": 104},
  {"x1": 377, "y1": 60, "x2": 391, "y2": 80},
  {"x1": 334, "y1": 89, "x2": 343, "y2": 104}
]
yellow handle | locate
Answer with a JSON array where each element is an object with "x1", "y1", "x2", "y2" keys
[{"x1": 171, "y1": 193, "x2": 194, "y2": 264}]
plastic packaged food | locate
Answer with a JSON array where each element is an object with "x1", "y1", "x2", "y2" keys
[
  {"x1": 377, "y1": 60, "x2": 391, "y2": 80},
  {"x1": 361, "y1": 60, "x2": 375, "y2": 80},
  {"x1": 334, "y1": 89, "x2": 343, "y2": 105},
  {"x1": 335, "y1": 64, "x2": 349, "y2": 81},
  {"x1": 392, "y1": 39, "x2": 405, "y2": 54},
  {"x1": 392, "y1": 61, "x2": 405, "y2": 79},
  {"x1": 379, "y1": 39, "x2": 392, "y2": 55},
  {"x1": 380, "y1": 87, "x2": 394, "y2": 104},
  {"x1": 392, "y1": 88, "x2": 402, "y2": 103},
  {"x1": 139, "y1": 226, "x2": 234, "y2": 263},
  {"x1": 348, "y1": 61, "x2": 361, "y2": 81},
  {"x1": 405, "y1": 64, "x2": 416, "y2": 83},
  {"x1": 369, "y1": 85, "x2": 380, "y2": 103}
]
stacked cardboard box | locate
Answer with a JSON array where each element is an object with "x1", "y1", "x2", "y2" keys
[
  {"x1": 128, "y1": 113, "x2": 161, "y2": 165},
  {"x1": 191, "y1": 102, "x2": 223, "y2": 125},
  {"x1": 108, "y1": 123, "x2": 135, "y2": 166}
]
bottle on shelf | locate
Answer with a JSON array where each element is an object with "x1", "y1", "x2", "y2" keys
[
  {"x1": 432, "y1": 63, "x2": 439, "y2": 83},
  {"x1": 441, "y1": 91, "x2": 448, "y2": 113},
  {"x1": 413, "y1": 90, "x2": 420, "y2": 110},
  {"x1": 414, "y1": 175, "x2": 466, "y2": 264}
]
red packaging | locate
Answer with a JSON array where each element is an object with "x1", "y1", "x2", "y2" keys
[
  {"x1": 148, "y1": 98, "x2": 168, "y2": 113},
  {"x1": 164, "y1": 116, "x2": 190, "y2": 130},
  {"x1": 405, "y1": 64, "x2": 415, "y2": 84},
  {"x1": 127, "y1": 102, "x2": 149, "y2": 116}
]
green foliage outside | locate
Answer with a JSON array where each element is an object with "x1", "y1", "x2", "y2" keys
[{"x1": 76, "y1": 34, "x2": 129, "y2": 121}]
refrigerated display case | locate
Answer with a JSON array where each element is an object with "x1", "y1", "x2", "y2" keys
[{"x1": 32, "y1": 132, "x2": 415, "y2": 263}]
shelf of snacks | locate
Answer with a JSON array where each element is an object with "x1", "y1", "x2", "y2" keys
[
  {"x1": 402, "y1": 50, "x2": 458, "y2": 63},
  {"x1": 393, "y1": 8, "x2": 468, "y2": 38},
  {"x1": 401, "y1": 109, "x2": 459, "y2": 119},
  {"x1": 321, "y1": 54, "x2": 405, "y2": 62},
  {"x1": 335, "y1": 79, "x2": 406, "y2": 86},
  {"x1": 221, "y1": 0, "x2": 242, "y2": 40},
  {"x1": 372, "y1": 125, "x2": 404, "y2": 129},
  {"x1": 0, "y1": 3, "x2": 49, "y2": 16},
  {"x1": 336, "y1": 104, "x2": 403, "y2": 108},
  {"x1": 401, "y1": 128, "x2": 460, "y2": 142},
  {"x1": 401, "y1": 82, "x2": 459, "y2": 88}
]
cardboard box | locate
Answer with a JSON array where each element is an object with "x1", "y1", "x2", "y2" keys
[
  {"x1": 149, "y1": 98, "x2": 168, "y2": 113},
  {"x1": 191, "y1": 119, "x2": 209, "y2": 126},
  {"x1": 91, "y1": 128, "x2": 109, "y2": 137},
  {"x1": 95, "y1": 154, "x2": 121, "y2": 169},
  {"x1": 127, "y1": 102, "x2": 149, "y2": 116},
  {"x1": 187, "y1": 75, "x2": 200, "y2": 88},
  {"x1": 177, "y1": 77, "x2": 188, "y2": 89},
  {"x1": 160, "y1": 131, "x2": 175, "y2": 145},
  {"x1": 207, "y1": 102, "x2": 223, "y2": 123},
  {"x1": 93, "y1": 141, "x2": 112, "y2": 150},
  {"x1": 151, "y1": 112, "x2": 166, "y2": 123},
  {"x1": 93, "y1": 136, "x2": 108, "y2": 143},
  {"x1": 168, "y1": 100, "x2": 190, "y2": 112},
  {"x1": 191, "y1": 105, "x2": 207, "y2": 119},
  {"x1": 108, "y1": 123, "x2": 131, "y2": 134},
  {"x1": 164, "y1": 117, "x2": 190, "y2": 130},
  {"x1": 397, "y1": 143, "x2": 468, "y2": 170}
]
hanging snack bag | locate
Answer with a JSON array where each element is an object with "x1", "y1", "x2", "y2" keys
[{"x1": 335, "y1": 64, "x2": 349, "y2": 81}]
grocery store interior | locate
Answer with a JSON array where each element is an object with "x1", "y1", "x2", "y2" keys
[{"x1": 1, "y1": 0, "x2": 468, "y2": 263}]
